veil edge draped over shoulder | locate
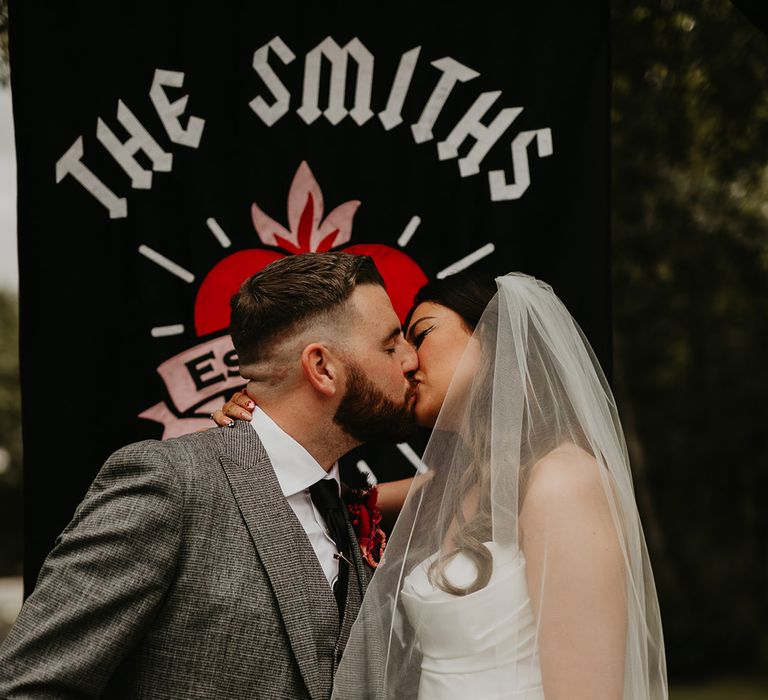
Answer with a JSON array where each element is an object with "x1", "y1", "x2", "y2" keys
[{"x1": 333, "y1": 273, "x2": 667, "y2": 700}]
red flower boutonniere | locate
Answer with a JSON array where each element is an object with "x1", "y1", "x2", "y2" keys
[{"x1": 346, "y1": 486, "x2": 387, "y2": 569}]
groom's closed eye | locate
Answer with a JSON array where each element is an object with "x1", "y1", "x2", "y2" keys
[{"x1": 383, "y1": 326, "x2": 403, "y2": 352}]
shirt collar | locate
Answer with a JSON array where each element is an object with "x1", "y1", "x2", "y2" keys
[{"x1": 250, "y1": 406, "x2": 340, "y2": 498}]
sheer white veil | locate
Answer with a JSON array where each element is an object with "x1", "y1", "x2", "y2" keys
[{"x1": 333, "y1": 273, "x2": 667, "y2": 699}]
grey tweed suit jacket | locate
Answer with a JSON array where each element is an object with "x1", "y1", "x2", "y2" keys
[{"x1": 0, "y1": 421, "x2": 372, "y2": 699}]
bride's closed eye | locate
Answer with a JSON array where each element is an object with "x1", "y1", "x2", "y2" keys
[{"x1": 413, "y1": 325, "x2": 435, "y2": 349}]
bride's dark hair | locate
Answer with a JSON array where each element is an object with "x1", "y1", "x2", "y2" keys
[
  {"x1": 403, "y1": 269, "x2": 497, "y2": 335},
  {"x1": 405, "y1": 270, "x2": 498, "y2": 596},
  {"x1": 409, "y1": 272, "x2": 593, "y2": 597}
]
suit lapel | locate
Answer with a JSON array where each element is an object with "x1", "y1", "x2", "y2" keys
[
  {"x1": 339, "y1": 509, "x2": 371, "y2": 647},
  {"x1": 219, "y1": 422, "x2": 324, "y2": 700}
]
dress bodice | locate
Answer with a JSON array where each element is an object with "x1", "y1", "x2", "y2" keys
[{"x1": 401, "y1": 542, "x2": 544, "y2": 699}]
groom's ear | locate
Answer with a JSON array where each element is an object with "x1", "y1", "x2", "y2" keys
[{"x1": 300, "y1": 343, "x2": 340, "y2": 397}]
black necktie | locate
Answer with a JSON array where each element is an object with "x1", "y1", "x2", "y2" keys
[{"x1": 309, "y1": 479, "x2": 350, "y2": 620}]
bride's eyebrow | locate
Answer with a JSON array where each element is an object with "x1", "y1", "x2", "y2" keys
[{"x1": 406, "y1": 316, "x2": 436, "y2": 340}]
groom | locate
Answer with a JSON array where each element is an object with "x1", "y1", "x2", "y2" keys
[{"x1": 0, "y1": 253, "x2": 418, "y2": 699}]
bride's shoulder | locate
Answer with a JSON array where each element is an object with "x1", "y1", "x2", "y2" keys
[{"x1": 522, "y1": 444, "x2": 607, "y2": 514}]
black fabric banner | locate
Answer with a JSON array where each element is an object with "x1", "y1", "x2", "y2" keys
[
  {"x1": 731, "y1": 0, "x2": 768, "y2": 35},
  {"x1": 10, "y1": 2, "x2": 609, "y2": 588}
]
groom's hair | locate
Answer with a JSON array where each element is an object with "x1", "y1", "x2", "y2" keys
[{"x1": 230, "y1": 252, "x2": 385, "y2": 371}]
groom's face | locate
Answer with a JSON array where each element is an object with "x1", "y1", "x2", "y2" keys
[{"x1": 333, "y1": 284, "x2": 418, "y2": 442}]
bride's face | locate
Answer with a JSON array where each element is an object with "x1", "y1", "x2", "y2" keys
[{"x1": 406, "y1": 301, "x2": 477, "y2": 427}]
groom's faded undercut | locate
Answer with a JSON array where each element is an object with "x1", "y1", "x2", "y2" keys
[{"x1": 230, "y1": 252, "x2": 385, "y2": 370}]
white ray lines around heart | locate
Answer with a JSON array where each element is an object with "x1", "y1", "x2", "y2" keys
[
  {"x1": 206, "y1": 217, "x2": 232, "y2": 248},
  {"x1": 397, "y1": 216, "x2": 421, "y2": 247},
  {"x1": 436, "y1": 243, "x2": 495, "y2": 279},
  {"x1": 150, "y1": 324, "x2": 185, "y2": 338},
  {"x1": 138, "y1": 245, "x2": 195, "y2": 283},
  {"x1": 356, "y1": 460, "x2": 379, "y2": 486},
  {"x1": 396, "y1": 442, "x2": 429, "y2": 474}
]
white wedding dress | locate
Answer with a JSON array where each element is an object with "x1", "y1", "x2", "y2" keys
[{"x1": 400, "y1": 542, "x2": 545, "y2": 700}]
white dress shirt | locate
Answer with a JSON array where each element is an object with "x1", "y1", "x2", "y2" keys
[{"x1": 250, "y1": 407, "x2": 340, "y2": 588}]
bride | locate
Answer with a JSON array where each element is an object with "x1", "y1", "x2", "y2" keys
[{"x1": 216, "y1": 271, "x2": 668, "y2": 699}]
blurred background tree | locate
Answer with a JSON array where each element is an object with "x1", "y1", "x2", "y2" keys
[
  {"x1": 0, "y1": 289, "x2": 21, "y2": 575},
  {"x1": 612, "y1": 0, "x2": 768, "y2": 683},
  {"x1": 0, "y1": 0, "x2": 21, "y2": 649},
  {"x1": 0, "y1": 0, "x2": 7, "y2": 86},
  {"x1": 0, "y1": 0, "x2": 19, "y2": 578}
]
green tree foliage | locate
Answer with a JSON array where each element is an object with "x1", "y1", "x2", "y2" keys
[
  {"x1": 613, "y1": 0, "x2": 768, "y2": 678},
  {"x1": 0, "y1": 289, "x2": 21, "y2": 574},
  {"x1": 0, "y1": 0, "x2": 7, "y2": 86}
]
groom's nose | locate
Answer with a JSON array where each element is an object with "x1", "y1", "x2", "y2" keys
[{"x1": 401, "y1": 341, "x2": 418, "y2": 375}]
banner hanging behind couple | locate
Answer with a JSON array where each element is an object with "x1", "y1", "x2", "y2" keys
[{"x1": 10, "y1": 1, "x2": 609, "y2": 587}]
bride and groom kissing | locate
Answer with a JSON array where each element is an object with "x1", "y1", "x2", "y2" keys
[{"x1": 0, "y1": 252, "x2": 668, "y2": 699}]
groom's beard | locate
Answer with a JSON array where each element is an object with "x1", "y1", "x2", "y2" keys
[{"x1": 334, "y1": 362, "x2": 416, "y2": 444}]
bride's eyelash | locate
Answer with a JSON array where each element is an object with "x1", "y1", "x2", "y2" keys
[{"x1": 414, "y1": 326, "x2": 435, "y2": 348}]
